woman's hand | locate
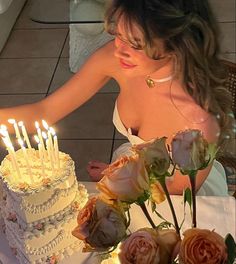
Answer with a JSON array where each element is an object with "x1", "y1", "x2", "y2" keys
[{"x1": 87, "y1": 160, "x2": 109, "y2": 181}]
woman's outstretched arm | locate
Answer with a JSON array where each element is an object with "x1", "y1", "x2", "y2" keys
[{"x1": 0, "y1": 42, "x2": 114, "y2": 133}]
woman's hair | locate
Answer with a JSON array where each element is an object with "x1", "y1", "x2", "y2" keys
[{"x1": 105, "y1": 0, "x2": 235, "y2": 156}]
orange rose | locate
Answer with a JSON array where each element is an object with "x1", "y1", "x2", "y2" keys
[
  {"x1": 179, "y1": 228, "x2": 228, "y2": 264},
  {"x1": 119, "y1": 228, "x2": 180, "y2": 264},
  {"x1": 97, "y1": 155, "x2": 149, "y2": 203}
]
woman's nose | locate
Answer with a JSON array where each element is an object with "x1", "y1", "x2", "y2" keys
[{"x1": 114, "y1": 37, "x2": 130, "y2": 58}]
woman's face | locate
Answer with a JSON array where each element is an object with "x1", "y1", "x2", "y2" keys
[{"x1": 113, "y1": 18, "x2": 166, "y2": 77}]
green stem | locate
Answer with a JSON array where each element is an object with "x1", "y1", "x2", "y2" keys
[
  {"x1": 189, "y1": 171, "x2": 197, "y2": 228},
  {"x1": 159, "y1": 178, "x2": 180, "y2": 235},
  {"x1": 139, "y1": 202, "x2": 156, "y2": 229}
]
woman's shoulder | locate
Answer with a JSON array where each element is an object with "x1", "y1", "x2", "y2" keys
[{"x1": 86, "y1": 40, "x2": 118, "y2": 73}]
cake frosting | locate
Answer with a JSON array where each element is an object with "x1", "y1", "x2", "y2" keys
[{"x1": 0, "y1": 148, "x2": 88, "y2": 264}]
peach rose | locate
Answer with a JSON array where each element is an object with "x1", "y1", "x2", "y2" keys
[
  {"x1": 72, "y1": 198, "x2": 127, "y2": 251},
  {"x1": 97, "y1": 155, "x2": 149, "y2": 203},
  {"x1": 179, "y1": 228, "x2": 228, "y2": 264},
  {"x1": 119, "y1": 228, "x2": 180, "y2": 264}
]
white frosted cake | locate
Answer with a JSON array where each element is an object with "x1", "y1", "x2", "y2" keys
[{"x1": 0, "y1": 149, "x2": 88, "y2": 264}]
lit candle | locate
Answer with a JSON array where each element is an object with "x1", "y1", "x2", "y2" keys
[
  {"x1": 18, "y1": 139, "x2": 34, "y2": 184},
  {"x1": 46, "y1": 138, "x2": 54, "y2": 172},
  {"x1": 8, "y1": 119, "x2": 22, "y2": 140},
  {"x1": 35, "y1": 121, "x2": 46, "y2": 158},
  {"x1": 0, "y1": 125, "x2": 12, "y2": 144},
  {"x1": 18, "y1": 121, "x2": 32, "y2": 149},
  {"x1": 42, "y1": 120, "x2": 55, "y2": 161},
  {"x1": 50, "y1": 128, "x2": 60, "y2": 169},
  {"x1": 34, "y1": 135, "x2": 46, "y2": 177},
  {"x1": 2, "y1": 137, "x2": 21, "y2": 180}
]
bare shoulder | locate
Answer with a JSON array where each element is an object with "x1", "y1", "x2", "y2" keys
[{"x1": 81, "y1": 40, "x2": 117, "y2": 76}]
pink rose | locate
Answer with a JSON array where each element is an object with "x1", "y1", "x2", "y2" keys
[
  {"x1": 179, "y1": 228, "x2": 228, "y2": 264},
  {"x1": 72, "y1": 197, "x2": 127, "y2": 251},
  {"x1": 171, "y1": 129, "x2": 217, "y2": 173},
  {"x1": 97, "y1": 155, "x2": 149, "y2": 203},
  {"x1": 119, "y1": 228, "x2": 180, "y2": 264}
]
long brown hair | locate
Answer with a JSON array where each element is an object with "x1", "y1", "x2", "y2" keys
[{"x1": 105, "y1": 0, "x2": 235, "y2": 156}]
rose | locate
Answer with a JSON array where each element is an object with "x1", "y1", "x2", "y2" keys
[
  {"x1": 72, "y1": 197, "x2": 127, "y2": 251},
  {"x1": 179, "y1": 228, "x2": 228, "y2": 264},
  {"x1": 171, "y1": 129, "x2": 218, "y2": 173},
  {"x1": 97, "y1": 155, "x2": 149, "y2": 203},
  {"x1": 119, "y1": 228, "x2": 180, "y2": 264},
  {"x1": 133, "y1": 137, "x2": 170, "y2": 176}
]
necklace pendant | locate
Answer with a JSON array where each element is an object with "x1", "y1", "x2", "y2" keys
[{"x1": 145, "y1": 76, "x2": 156, "y2": 88}]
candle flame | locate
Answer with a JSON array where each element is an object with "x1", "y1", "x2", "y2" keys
[
  {"x1": 34, "y1": 135, "x2": 40, "y2": 144},
  {"x1": 8, "y1": 119, "x2": 16, "y2": 124},
  {"x1": 42, "y1": 120, "x2": 49, "y2": 130},
  {"x1": 50, "y1": 127, "x2": 55, "y2": 135},
  {"x1": 18, "y1": 121, "x2": 24, "y2": 127},
  {"x1": 0, "y1": 125, "x2": 7, "y2": 130},
  {"x1": 42, "y1": 131, "x2": 47, "y2": 139},
  {"x1": 35, "y1": 121, "x2": 40, "y2": 129}
]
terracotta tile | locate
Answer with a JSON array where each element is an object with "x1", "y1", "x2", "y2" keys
[
  {"x1": 0, "y1": 58, "x2": 57, "y2": 94},
  {"x1": 59, "y1": 139, "x2": 112, "y2": 181},
  {"x1": 54, "y1": 93, "x2": 116, "y2": 139},
  {"x1": 0, "y1": 29, "x2": 68, "y2": 58}
]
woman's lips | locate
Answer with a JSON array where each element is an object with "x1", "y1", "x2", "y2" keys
[{"x1": 119, "y1": 59, "x2": 137, "y2": 69}]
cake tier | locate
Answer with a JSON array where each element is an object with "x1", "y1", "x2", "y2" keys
[{"x1": 2, "y1": 185, "x2": 88, "y2": 264}]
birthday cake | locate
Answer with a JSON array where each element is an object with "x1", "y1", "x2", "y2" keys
[{"x1": 0, "y1": 122, "x2": 88, "y2": 264}]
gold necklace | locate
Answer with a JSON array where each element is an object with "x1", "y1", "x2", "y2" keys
[{"x1": 145, "y1": 74, "x2": 174, "y2": 88}]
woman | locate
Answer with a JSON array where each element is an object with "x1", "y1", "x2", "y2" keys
[{"x1": 0, "y1": 0, "x2": 234, "y2": 195}]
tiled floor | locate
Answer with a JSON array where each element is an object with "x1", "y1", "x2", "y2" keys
[{"x1": 0, "y1": 0, "x2": 235, "y2": 181}]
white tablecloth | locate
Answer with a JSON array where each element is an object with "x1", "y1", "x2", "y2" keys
[{"x1": 0, "y1": 182, "x2": 235, "y2": 264}]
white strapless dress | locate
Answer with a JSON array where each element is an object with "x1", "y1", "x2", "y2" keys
[{"x1": 112, "y1": 102, "x2": 228, "y2": 196}]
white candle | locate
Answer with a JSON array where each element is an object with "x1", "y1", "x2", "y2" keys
[
  {"x1": 34, "y1": 135, "x2": 46, "y2": 177},
  {"x1": 18, "y1": 121, "x2": 32, "y2": 149},
  {"x1": 8, "y1": 119, "x2": 22, "y2": 140},
  {"x1": 18, "y1": 139, "x2": 34, "y2": 184},
  {"x1": 2, "y1": 137, "x2": 21, "y2": 180},
  {"x1": 50, "y1": 128, "x2": 60, "y2": 169},
  {"x1": 46, "y1": 138, "x2": 54, "y2": 172},
  {"x1": 42, "y1": 120, "x2": 55, "y2": 161},
  {"x1": 0, "y1": 125, "x2": 12, "y2": 144},
  {"x1": 35, "y1": 122, "x2": 46, "y2": 158}
]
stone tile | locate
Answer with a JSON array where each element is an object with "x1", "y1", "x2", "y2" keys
[
  {"x1": 0, "y1": 29, "x2": 68, "y2": 58},
  {"x1": 54, "y1": 93, "x2": 116, "y2": 139},
  {"x1": 59, "y1": 139, "x2": 112, "y2": 181},
  {"x1": 99, "y1": 79, "x2": 120, "y2": 93},
  {"x1": 0, "y1": 94, "x2": 45, "y2": 107},
  {"x1": 219, "y1": 22, "x2": 236, "y2": 53},
  {"x1": 0, "y1": 58, "x2": 57, "y2": 94},
  {"x1": 14, "y1": 1, "x2": 69, "y2": 29},
  {"x1": 49, "y1": 58, "x2": 74, "y2": 92},
  {"x1": 209, "y1": 0, "x2": 235, "y2": 22},
  {"x1": 61, "y1": 35, "x2": 69, "y2": 58},
  {"x1": 0, "y1": 94, "x2": 45, "y2": 162},
  {"x1": 114, "y1": 129, "x2": 127, "y2": 140}
]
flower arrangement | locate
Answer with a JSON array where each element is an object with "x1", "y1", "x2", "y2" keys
[{"x1": 72, "y1": 129, "x2": 236, "y2": 264}]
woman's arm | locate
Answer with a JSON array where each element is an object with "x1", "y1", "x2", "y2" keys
[{"x1": 0, "y1": 42, "x2": 114, "y2": 133}]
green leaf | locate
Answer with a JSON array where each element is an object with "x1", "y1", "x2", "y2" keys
[
  {"x1": 225, "y1": 233, "x2": 236, "y2": 264},
  {"x1": 151, "y1": 201, "x2": 156, "y2": 212},
  {"x1": 184, "y1": 188, "x2": 192, "y2": 209}
]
